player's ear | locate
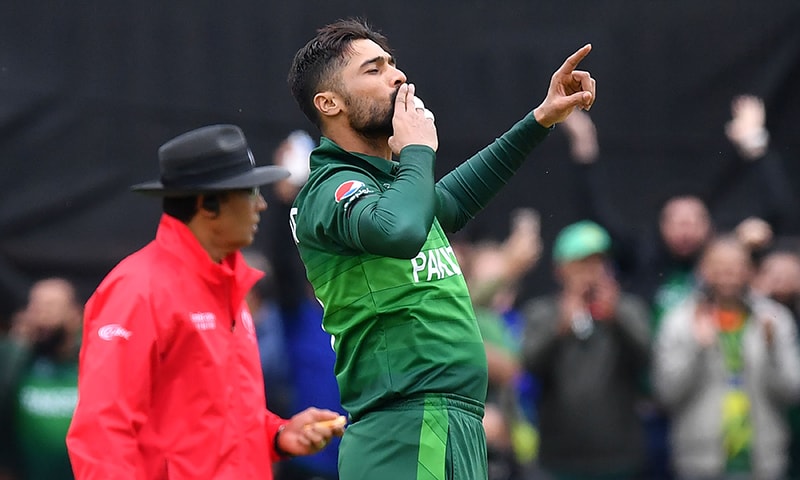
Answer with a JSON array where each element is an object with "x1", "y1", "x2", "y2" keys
[{"x1": 314, "y1": 91, "x2": 341, "y2": 118}]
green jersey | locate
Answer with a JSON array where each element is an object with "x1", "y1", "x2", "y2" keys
[
  {"x1": 14, "y1": 355, "x2": 78, "y2": 480},
  {"x1": 291, "y1": 113, "x2": 550, "y2": 418}
]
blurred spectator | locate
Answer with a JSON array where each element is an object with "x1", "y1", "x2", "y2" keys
[
  {"x1": 563, "y1": 110, "x2": 711, "y2": 323},
  {"x1": 463, "y1": 209, "x2": 542, "y2": 314},
  {"x1": 565, "y1": 94, "x2": 794, "y2": 322},
  {"x1": 483, "y1": 403, "x2": 521, "y2": 480},
  {"x1": 0, "y1": 278, "x2": 82, "y2": 480},
  {"x1": 461, "y1": 208, "x2": 543, "y2": 479},
  {"x1": 751, "y1": 248, "x2": 800, "y2": 320},
  {"x1": 716, "y1": 95, "x2": 796, "y2": 236},
  {"x1": 261, "y1": 131, "x2": 345, "y2": 480},
  {"x1": 564, "y1": 97, "x2": 795, "y2": 479},
  {"x1": 521, "y1": 220, "x2": 650, "y2": 480},
  {"x1": 242, "y1": 248, "x2": 293, "y2": 419},
  {"x1": 750, "y1": 245, "x2": 800, "y2": 480},
  {"x1": 653, "y1": 235, "x2": 800, "y2": 480},
  {"x1": 645, "y1": 195, "x2": 714, "y2": 324}
]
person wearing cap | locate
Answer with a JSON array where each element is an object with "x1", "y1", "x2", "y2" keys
[
  {"x1": 286, "y1": 17, "x2": 595, "y2": 480},
  {"x1": 65, "y1": 125, "x2": 344, "y2": 480},
  {"x1": 520, "y1": 220, "x2": 651, "y2": 480}
]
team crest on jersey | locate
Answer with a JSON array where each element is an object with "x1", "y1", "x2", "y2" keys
[{"x1": 334, "y1": 180, "x2": 365, "y2": 203}]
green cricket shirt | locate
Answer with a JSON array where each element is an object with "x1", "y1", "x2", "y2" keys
[
  {"x1": 291, "y1": 112, "x2": 550, "y2": 419},
  {"x1": 14, "y1": 355, "x2": 78, "y2": 479}
]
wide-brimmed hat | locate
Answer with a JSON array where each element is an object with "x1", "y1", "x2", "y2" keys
[
  {"x1": 131, "y1": 124, "x2": 290, "y2": 196},
  {"x1": 553, "y1": 220, "x2": 611, "y2": 263}
]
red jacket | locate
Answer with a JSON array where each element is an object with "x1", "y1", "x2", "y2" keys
[{"x1": 67, "y1": 214, "x2": 288, "y2": 479}]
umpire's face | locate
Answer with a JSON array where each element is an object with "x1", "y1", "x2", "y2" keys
[{"x1": 212, "y1": 187, "x2": 268, "y2": 254}]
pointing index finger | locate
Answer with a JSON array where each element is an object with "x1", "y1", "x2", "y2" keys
[{"x1": 556, "y1": 43, "x2": 592, "y2": 76}]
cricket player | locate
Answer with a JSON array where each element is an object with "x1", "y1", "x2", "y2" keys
[{"x1": 287, "y1": 18, "x2": 595, "y2": 479}]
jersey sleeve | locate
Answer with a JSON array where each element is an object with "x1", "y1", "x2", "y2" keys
[
  {"x1": 310, "y1": 145, "x2": 437, "y2": 259},
  {"x1": 434, "y1": 112, "x2": 551, "y2": 233},
  {"x1": 66, "y1": 274, "x2": 159, "y2": 480}
]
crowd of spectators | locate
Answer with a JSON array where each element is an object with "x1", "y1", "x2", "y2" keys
[{"x1": 1, "y1": 94, "x2": 799, "y2": 480}]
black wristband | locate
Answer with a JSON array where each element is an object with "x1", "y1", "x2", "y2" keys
[{"x1": 273, "y1": 425, "x2": 294, "y2": 458}]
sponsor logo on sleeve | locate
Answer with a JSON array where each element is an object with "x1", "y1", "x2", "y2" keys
[
  {"x1": 98, "y1": 324, "x2": 133, "y2": 341},
  {"x1": 334, "y1": 180, "x2": 366, "y2": 203}
]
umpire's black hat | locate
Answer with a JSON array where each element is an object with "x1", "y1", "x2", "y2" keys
[{"x1": 131, "y1": 124, "x2": 290, "y2": 196}]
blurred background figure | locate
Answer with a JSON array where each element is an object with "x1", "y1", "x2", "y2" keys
[
  {"x1": 562, "y1": 95, "x2": 795, "y2": 478},
  {"x1": 750, "y1": 245, "x2": 800, "y2": 480},
  {"x1": 751, "y1": 248, "x2": 800, "y2": 321},
  {"x1": 242, "y1": 249, "x2": 293, "y2": 419},
  {"x1": 259, "y1": 130, "x2": 345, "y2": 480},
  {"x1": 0, "y1": 278, "x2": 82, "y2": 480},
  {"x1": 653, "y1": 235, "x2": 800, "y2": 480},
  {"x1": 521, "y1": 220, "x2": 650, "y2": 480},
  {"x1": 565, "y1": 93, "x2": 792, "y2": 324},
  {"x1": 720, "y1": 95, "x2": 796, "y2": 238},
  {"x1": 646, "y1": 195, "x2": 714, "y2": 325},
  {"x1": 564, "y1": 110, "x2": 711, "y2": 345},
  {"x1": 459, "y1": 208, "x2": 543, "y2": 479}
]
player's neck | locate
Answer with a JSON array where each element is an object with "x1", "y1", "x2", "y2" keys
[{"x1": 323, "y1": 124, "x2": 392, "y2": 160}]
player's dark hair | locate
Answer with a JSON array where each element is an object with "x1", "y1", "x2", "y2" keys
[{"x1": 288, "y1": 18, "x2": 393, "y2": 129}]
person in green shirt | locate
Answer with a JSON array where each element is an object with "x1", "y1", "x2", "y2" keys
[
  {"x1": 1, "y1": 278, "x2": 83, "y2": 480},
  {"x1": 286, "y1": 18, "x2": 596, "y2": 480}
]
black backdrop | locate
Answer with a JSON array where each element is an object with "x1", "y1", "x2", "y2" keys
[{"x1": 1, "y1": 0, "x2": 799, "y2": 321}]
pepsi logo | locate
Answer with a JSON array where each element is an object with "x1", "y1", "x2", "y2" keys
[{"x1": 334, "y1": 180, "x2": 365, "y2": 203}]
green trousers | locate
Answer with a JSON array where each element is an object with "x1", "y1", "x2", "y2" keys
[{"x1": 339, "y1": 394, "x2": 487, "y2": 480}]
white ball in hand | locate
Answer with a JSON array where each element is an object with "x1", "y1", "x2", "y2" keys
[{"x1": 413, "y1": 96, "x2": 435, "y2": 122}]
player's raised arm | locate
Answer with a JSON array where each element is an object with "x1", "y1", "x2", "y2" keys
[{"x1": 533, "y1": 44, "x2": 596, "y2": 128}]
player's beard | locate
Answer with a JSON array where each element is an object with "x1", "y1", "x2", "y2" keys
[{"x1": 346, "y1": 88, "x2": 397, "y2": 140}]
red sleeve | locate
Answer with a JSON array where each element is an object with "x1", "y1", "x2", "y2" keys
[
  {"x1": 264, "y1": 408, "x2": 291, "y2": 461},
  {"x1": 66, "y1": 274, "x2": 159, "y2": 480}
]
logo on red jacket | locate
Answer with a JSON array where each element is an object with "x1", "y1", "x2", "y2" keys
[
  {"x1": 334, "y1": 180, "x2": 365, "y2": 203},
  {"x1": 190, "y1": 312, "x2": 217, "y2": 331},
  {"x1": 98, "y1": 324, "x2": 133, "y2": 341},
  {"x1": 240, "y1": 309, "x2": 257, "y2": 343}
]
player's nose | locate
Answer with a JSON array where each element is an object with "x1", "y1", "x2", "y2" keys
[{"x1": 391, "y1": 66, "x2": 407, "y2": 87}]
